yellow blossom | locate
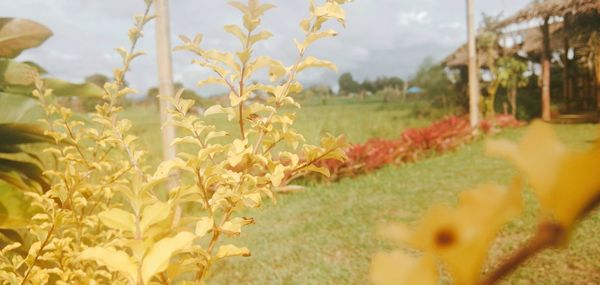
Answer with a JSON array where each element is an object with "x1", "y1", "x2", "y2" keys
[{"x1": 487, "y1": 121, "x2": 600, "y2": 229}]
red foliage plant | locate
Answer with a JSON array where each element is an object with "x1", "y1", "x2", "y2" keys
[{"x1": 314, "y1": 115, "x2": 524, "y2": 181}]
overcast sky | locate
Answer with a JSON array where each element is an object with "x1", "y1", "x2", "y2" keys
[{"x1": 1, "y1": 0, "x2": 530, "y2": 96}]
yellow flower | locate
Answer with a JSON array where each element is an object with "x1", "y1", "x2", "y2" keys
[
  {"x1": 370, "y1": 252, "x2": 438, "y2": 285},
  {"x1": 381, "y1": 182, "x2": 521, "y2": 285},
  {"x1": 487, "y1": 121, "x2": 600, "y2": 229}
]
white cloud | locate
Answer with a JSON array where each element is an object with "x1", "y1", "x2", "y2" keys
[{"x1": 398, "y1": 10, "x2": 432, "y2": 26}]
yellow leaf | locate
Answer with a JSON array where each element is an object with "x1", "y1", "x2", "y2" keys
[
  {"x1": 314, "y1": 2, "x2": 346, "y2": 26},
  {"x1": 221, "y1": 217, "x2": 254, "y2": 236},
  {"x1": 228, "y1": 1, "x2": 249, "y2": 15},
  {"x1": 246, "y1": 56, "x2": 286, "y2": 80},
  {"x1": 242, "y1": 192, "x2": 262, "y2": 208},
  {"x1": 197, "y1": 76, "x2": 228, "y2": 88},
  {"x1": 304, "y1": 164, "x2": 330, "y2": 177},
  {"x1": 269, "y1": 164, "x2": 286, "y2": 187},
  {"x1": 195, "y1": 217, "x2": 214, "y2": 237},
  {"x1": 80, "y1": 247, "x2": 137, "y2": 283},
  {"x1": 203, "y1": 49, "x2": 239, "y2": 72},
  {"x1": 305, "y1": 29, "x2": 338, "y2": 46},
  {"x1": 98, "y1": 208, "x2": 136, "y2": 233},
  {"x1": 370, "y1": 252, "x2": 438, "y2": 285},
  {"x1": 224, "y1": 24, "x2": 247, "y2": 45},
  {"x1": 141, "y1": 232, "x2": 196, "y2": 283},
  {"x1": 297, "y1": 56, "x2": 337, "y2": 73},
  {"x1": 229, "y1": 91, "x2": 245, "y2": 107},
  {"x1": 249, "y1": 30, "x2": 273, "y2": 45},
  {"x1": 139, "y1": 202, "x2": 172, "y2": 234},
  {"x1": 204, "y1": 105, "x2": 235, "y2": 121},
  {"x1": 487, "y1": 121, "x2": 600, "y2": 228},
  {"x1": 213, "y1": 244, "x2": 250, "y2": 260}
]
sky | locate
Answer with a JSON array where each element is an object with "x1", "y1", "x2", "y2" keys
[{"x1": 0, "y1": 0, "x2": 531, "y2": 96}]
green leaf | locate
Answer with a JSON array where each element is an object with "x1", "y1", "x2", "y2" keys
[
  {"x1": 141, "y1": 231, "x2": 196, "y2": 283},
  {"x1": 0, "y1": 123, "x2": 53, "y2": 145},
  {"x1": 0, "y1": 181, "x2": 35, "y2": 229},
  {"x1": 0, "y1": 18, "x2": 53, "y2": 58},
  {"x1": 0, "y1": 59, "x2": 38, "y2": 85},
  {"x1": 0, "y1": 158, "x2": 48, "y2": 191}
]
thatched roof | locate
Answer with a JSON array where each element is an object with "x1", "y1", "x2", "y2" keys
[
  {"x1": 497, "y1": 0, "x2": 599, "y2": 27},
  {"x1": 443, "y1": 23, "x2": 563, "y2": 67}
]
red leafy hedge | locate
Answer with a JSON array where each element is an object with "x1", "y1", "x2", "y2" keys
[{"x1": 314, "y1": 115, "x2": 524, "y2": 181}]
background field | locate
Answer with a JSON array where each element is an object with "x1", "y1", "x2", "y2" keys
[{"x1": 123, "y1": 98, "x2": 599, "y2": 285}]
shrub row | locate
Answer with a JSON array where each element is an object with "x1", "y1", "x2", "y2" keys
[{"x1": 313, "y1": 115, "x2": 524, "y2": 181}]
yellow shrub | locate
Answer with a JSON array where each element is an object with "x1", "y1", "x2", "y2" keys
[{"x1": 0, "y1": 1, "x2": 351, "y2": 284}]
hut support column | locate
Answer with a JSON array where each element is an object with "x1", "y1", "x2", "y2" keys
[
  {"x1": 541, "y1": 16, "x2": 552, "y2": 121},
  {"x1": 563, "y1": 14, "x2": 571, "y2": 112},
  {"x1": 466, "y1": 0, "x2": 480, "y2": 127}
]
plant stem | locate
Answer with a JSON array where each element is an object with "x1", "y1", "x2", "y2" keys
[{"x1": 481, "y1": 223, "x2": 562, "y2": 285}]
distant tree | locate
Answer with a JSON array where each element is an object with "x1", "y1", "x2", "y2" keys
[
  {"x1": 338, "y1": 72, "x2": 360, "y2": 95},
  {"x1": 497, "y1": 56, "x2": 529, "y2": 117},
  {"x1": 411, "y1": 57, "x2": 456, "y2": 109},
  {"x1": 477, "y1": 13, "x2": 504, "y2": 119},
  {"x1": 361, "y1": 79, "x2": 375, "y2": 93},
  {"x1": 374, "y1": 76, "x2": 404, "y2": 91},
  {"x1": 79, "y1": 73, "x2": 113, "y2": 112},
  {"x1": 85, "y1": 73, "x2": 111, "y2": 87}
]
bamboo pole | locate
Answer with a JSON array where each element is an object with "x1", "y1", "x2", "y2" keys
[
  {"x1": 563, "y1": 13, "x2": 571, "y2": 112},
  {"x1": 466, "y1": 0, "x2": 480, "y2": 128},
  {"x1": 155, "y1": 0, "x2": 178, "y2": 185},
  {"x1": 541, "y1": 16, "x2": 552, "y2": 121}
]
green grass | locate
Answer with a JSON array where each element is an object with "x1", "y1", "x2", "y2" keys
[
  {"x1": 121, "y1": 98, "x2": 599, "y2": 284},
  {"x1": 121, "y1": 97, "x2": 434, "y2": 166},
  {"x1": 204, "y1": 124, "x2": 599, "y2": 285}
]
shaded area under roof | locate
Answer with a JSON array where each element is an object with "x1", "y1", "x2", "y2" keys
[{"x1": 443, "y1": 23, "x2": 563, "y2": 67}]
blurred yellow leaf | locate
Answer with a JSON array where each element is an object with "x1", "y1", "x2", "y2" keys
[
  {"x1": 371, "y1": 252, "x2": 438, "y2": 285},
  {"x1": 390, "y1": 182, "x2": 521, "y2": 285},
  {"x1": 269, "y1": 164, "x2": 285, "y2": 187},
  {"x1": 487, "y1": 121, "x2": 600, "y2": 228}
]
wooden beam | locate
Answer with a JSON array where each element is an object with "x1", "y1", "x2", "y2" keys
[{"x1": 541, "y1": 16, "x2": 552, "y2": 121}]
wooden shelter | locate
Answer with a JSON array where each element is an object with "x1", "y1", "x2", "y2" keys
[
  {"x1": 444, "y1": 0, "x2": 600, "y2": 121},
  {"x1": 443, "y1": 23, "x2": 563, "y2": 68}
]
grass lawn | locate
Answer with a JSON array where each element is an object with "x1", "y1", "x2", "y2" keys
[
  {"x1": 205, "y1": 123, "x2": 599, "y2": 285},
  {"x1": 122, "y1": 97, "x2": 434, "y2": 167},
  {"x1": 121, "y1": 98, "x2": 599, "y2": 284}
]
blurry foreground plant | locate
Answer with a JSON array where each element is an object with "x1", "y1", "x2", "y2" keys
[{"x1": 371, "y1": 121, "x2": 600, "y2": 285}]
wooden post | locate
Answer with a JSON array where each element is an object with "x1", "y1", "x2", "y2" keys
[
  {"x1": 155, "y1": 0, "x2": 178, "y2": 184},
  {"x1": 541, "y1": 16, "x2": 552, "y2": 121},
  {"x1": 466, "y1": 0, "x2": 480, "y2": 128},
  {"x1": 562, "y1": 13, "x2": 571, "y2": 112}
]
